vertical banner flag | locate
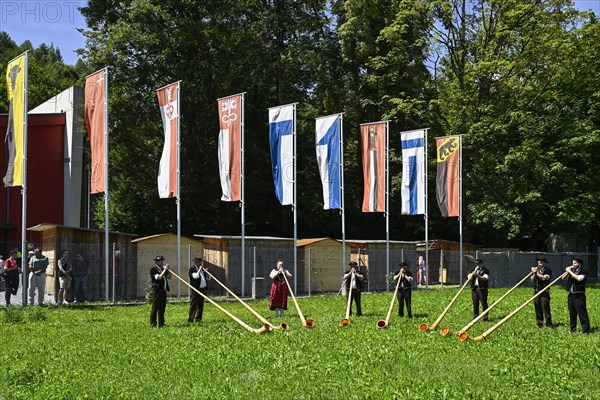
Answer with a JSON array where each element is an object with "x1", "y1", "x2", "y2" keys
[
  {"x1": 84, "y1": 69, "x2": 107, "y2": 194},
  {"x1": 3, "y1": 53, "x2": 26, "y2": 187},
  {"x1": 157, "y1": 82, "x2": 179, "y2": 198},
  {"x1": 401, "y1": 129, "x2": 426, "y2": 215},
  {"x1": 269, "y1": 104, "x2": 295, "y2": 205},
  {"x1": 218, "y1": 94, "x2": 242, "y2": 201},
  {"x1": 360, "y1": 122, "x2": 386, "y2": 212},
  {"x1": 436, "y1": 135, "x2": 460, "y2": 217},
  {"x1": 315, "y1": 114, "x2": 341, "y2": 210}
]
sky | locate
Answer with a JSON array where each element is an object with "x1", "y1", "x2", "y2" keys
[{"x1": 0, "y1": 0, "x2": 599, "y2": 66}]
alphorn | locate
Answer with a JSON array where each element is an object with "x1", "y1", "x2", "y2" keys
[
  {"x1": 467, "y1": 272, "x2": 568, "y2": 342},
  {"x1": 170, "y1": 270, "x2": 271, "y2": 334},
  {"x1": 376, "y1": 271, "x2": 403, "y2": 328},
  {"x1": 419, "y1": 274, "x2": 473, "y2": 332},
  {"x1": 202, "y1": 269, "x2": 288, "y2": 331},
  {"x1": 454, "y1": 271, "x2": 533, "y2": 340},
  {"x1": 282, "y1": 272, "x2": 315, "y2": 328},
  {"x1": 340, "y1": 273, "x2": 355, "y2": 326}
]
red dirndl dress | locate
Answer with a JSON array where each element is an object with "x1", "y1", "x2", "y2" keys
[{"x1": 269, "y1": 276, "x2": 288, "y2": 310}]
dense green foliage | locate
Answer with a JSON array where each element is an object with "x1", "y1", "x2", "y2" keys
[
  {"x1": 0, "y1": 287, "x2": 598, "y2": 399},
  {"x1": 2, "y1": 1, "x2": 600, "y2": 249}
]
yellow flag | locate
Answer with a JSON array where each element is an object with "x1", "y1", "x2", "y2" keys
[{"x1": 4, "y1": 53, "x2": 26, "y2": 187}]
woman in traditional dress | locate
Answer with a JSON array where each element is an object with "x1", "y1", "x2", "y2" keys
[{"x1": 269, "y1": 260, "x2": 292, "y2": 318}]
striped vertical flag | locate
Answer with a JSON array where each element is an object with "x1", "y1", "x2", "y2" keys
[
  {"x1": 3, "y1": 52, "x2": 27, "y2": 187},
  {"x1": 436, "y1": 135, "x2": 460, "y2": 217},
  {"x1": 218, "y1": 94, "x2": 243, "y2": 202},
  {"x1": 156, "y1": 82, "x2": 179, "y2": 199},
  {"x1": 315, "y1": 114, "x2": 341, "y2": 210},
  {"x1": 360, "y1": 122, "x2": 386, "y2": 212},
  {"x1": 401, "y1": 129, "x2": 426, "y2": 215},
  {"x1": 84, "y1": 68, "x2": 107, "y2": 194},
  {"x1": 269, "y1": 104, "x2": 295, "y2": 205}
]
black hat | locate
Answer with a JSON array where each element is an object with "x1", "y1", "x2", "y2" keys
[
  {"x1": 193, "y1": 257, "x2": 203, "y2": 262},
  {"x1": 398, "y1": 262, "x2": 408, "y2": 267},
  {"x1": 475, "y1": 259, "x2": 484, "y2": 263},
  {"x1": 154, "y1": 256, "x2": 165, "y2": 261},
  {"x1": 349, "y1": 261, "x2": 358, "y2": 266},
  {"x1": 535, "y1": 257, "x2": 548, "y2": 263},
  {"x1": 572, "y1": 257, "x2": 584, "y2": 266}
]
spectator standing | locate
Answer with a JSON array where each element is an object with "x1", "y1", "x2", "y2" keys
[{"x1": 28, "y1": 248, "x2": 49, "y2": 305}]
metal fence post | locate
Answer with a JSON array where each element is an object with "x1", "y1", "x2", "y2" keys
[
  {"x1": 112, "y1": 242, "x2": 116, "y2": 304},
  {"x1": 308, "y1": 247, "x2": 311, "y2": 296}
]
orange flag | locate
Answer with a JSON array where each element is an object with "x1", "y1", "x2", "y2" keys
[{"x1": 84, "y1": 69, "x2": 107, "y2": 194}]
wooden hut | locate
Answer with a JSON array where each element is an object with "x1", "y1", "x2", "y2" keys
[{"x1": 297, "y1": 238, "x2": 352, "y2": 293}]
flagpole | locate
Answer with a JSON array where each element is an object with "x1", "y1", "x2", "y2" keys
[
  {"x1": 459, "y1": 135, "x2": 463, "y2": 284},
  {"x1": 293, "y1": 103, "x2": 297, "y2": 293},
  {"x1": 104, "y1": 66, "x2": 109, "y2": 302},
  {"x1": 425, "y1": 128, "x2": 429, "y2": 289},
  {"x1": 340, "y1": 114, "x2": 345, "y2": 274},
  {"x1": 241, "y1": 93, "x2": 245, "y2": 297},
  {"x1": 176, "y1": 81, "x2": 181, "y2": 297},
  {"x1": 385, "y1": 121, "x2": 390, "y2": 289},
  {"x1": 20, "y1": 51, "x2": 29, "y2": 305}
]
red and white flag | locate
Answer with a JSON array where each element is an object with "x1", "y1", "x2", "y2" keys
[
  {"x1": 360, "y1": 122, "x2": 386, "y2": 212},
  {"x1": 218, "y1": 94, "x2": 243, "y2": 201},
  {"x1": 157, "y1": 82, "x2": 179, "y2": 198},
  {"x1": 84, "y1": 68, "x2": 107, "y2": 194}
]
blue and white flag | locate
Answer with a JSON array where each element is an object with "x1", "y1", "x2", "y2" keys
[
  {"x1": 401, "y1": 129, "x2": 426, "y2": 215},
  {"x1": 269, "y1": 104, "x2": 295, "y2": 205},
  {"x1": 315, "y1": 114, "x2": 341, "y2": 210}
]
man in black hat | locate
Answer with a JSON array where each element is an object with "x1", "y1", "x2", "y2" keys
[
  {"x1": 188, "y1": 257, "x2": 210, "y2": 323},
  {"x1": 342, "y1": 261, "x2": 364, "y2": 316},
  {"x1": 150, "y1": 256, "x2": 170, "y2": 328},
  {"x1": 468, "y1": 259, "x2": 489, "y2": 321},
  {"x1": 531, "y1": 257, "x2": 553, "y2": 328},
  {"x1": 393, "y1": 262, "x2": 413, "y2": 318},
  {"x1": 564, "y1": 257, "x2": 590, "y2": 333}
]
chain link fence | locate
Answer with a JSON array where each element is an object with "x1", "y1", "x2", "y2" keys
[{"x1": 2, "y1": 241, "x2": 598, "y2": 306}]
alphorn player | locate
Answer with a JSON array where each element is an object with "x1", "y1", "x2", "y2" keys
[
  {"x1": 150, "y1": 256, "x2": 170, "y2": 328},
  {"x1": 468, "y1": 259, "x2": 489, "y2": 321},
  {"x1": 342, "y1": 261, "x2": 364, "y2": 316},
  {"x1": 393, "y1": 262, "x2": 413, "y2": 318},
  {"x1": 531, "y1": 257, "x2": 553, "y2": 328},
  {"x1": 269, "y1": 260, "x2": 292, "y2": 318},
  {"x1": 564, "y1": 257, "x2": 590, "y2": 334},
  {"x1": 188, "y1": 257, "x2": 210, "y2": 323}
]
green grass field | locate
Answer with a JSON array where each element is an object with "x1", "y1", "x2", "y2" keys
[{"x1": 1, "y1": 286, "x2": 598, "y2": 399}]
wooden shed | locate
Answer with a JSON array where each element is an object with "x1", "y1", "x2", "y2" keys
[
  {"x1": 27, "y1": 223, "x2": 136, "y2": 301},
  {"x1": 297, "y1": 238, "x2": 352, "y2": 293},
  {"x1": 131, "y1": 233, "x2": 204, "y2": 298}
]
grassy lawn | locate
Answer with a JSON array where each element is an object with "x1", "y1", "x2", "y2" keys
[{"x1": 1, "y1": 286, "x2": 598, "y2": 399}]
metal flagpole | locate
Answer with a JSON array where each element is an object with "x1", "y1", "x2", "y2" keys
[
  {"x1": 459, "y1": 135, "x2": 463, "y2": 284},
  {"x1": 241, "y1": 93, "x2": 245, "y2": 297},
  {"x1": 425, "y1": 129, "x2": 429, "y2": 289},
  {"x1": 340, "y1": 114, "x2": 346, "y2": 274},
  {"x1": 20, "y1": 51, "x2": 29, "y2": 305},
  {"x1": 104, "y1": 66, "x2": 110, "y2": 302},
  {"x1": 176, "y1": 81, "x2": 181, "y2": 297},
  {"x1": 385, "y1": 121, "x2": 390, "y2": 290},
  {"x1": 293, "y1": 103, "x2": 298, "y2": 292}
]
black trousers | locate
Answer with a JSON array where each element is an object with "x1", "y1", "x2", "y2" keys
[
  {"x1": 568, "y1": 292, "x2": 590, "y2": 333},
  {"x1": 150, "y1": 290, "x2": 167, "y2": 327},
  {"x1": 397, "y1": 288, "x2": 412, "y2": 317},
  {"x1": 533, "y1": 293, "x2": 552, "y2": 326},
  {"x1": 348, "y1": 290, "x2": 362, "y2": 316},
  {"x1": 472, "y1": 288, "x2": 488, "y2": 320},
  {"x1": 4, "y1": 274, "x2": 19, "y2": 305},
  {"x1": 188, "y1": 288, "x2": 206, "y2": 322}
]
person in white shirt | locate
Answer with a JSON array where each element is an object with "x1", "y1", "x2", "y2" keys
[
  {"x1": 269, "y1": 260, "x2": 292, "y2": 318},
  {"x1": 188, "y1": 257, "x2": 210, "y2": 323}
]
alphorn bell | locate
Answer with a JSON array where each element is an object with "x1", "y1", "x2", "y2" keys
[
  {"x1": 419, "y1": 274, "x2": 473, "y2": 332},
  {"x1": 170, "y1": 271, "x2": 271, "y2": 334},
  {"x1": 340, "y1": 273, "x2": 355, "y2": 327},
  {"x1": 377, "y1": 271, "x2": 403, "y2": 328},
  {"x1": 455, "y1": 271, "x2": 533, "y2": 341},
  {"x1": 467, "y1": 272, "x2": 569, "y2": 342},
  {"x1": 282, "y1": 272, "x2": 315, "y2": 328},
  {"x1": 202, "y1": 268, "x2": 288, "y2": 331}
]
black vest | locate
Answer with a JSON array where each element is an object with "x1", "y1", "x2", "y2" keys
[
  {"x1": 150, "y1": 265, "x2": 170, "y2": 292},
  {"x1": 566, "y1": 267, "x2": 587, "y2": 294},
  {"x1": 533, "y1": 265, "x2": 552, "y2": 293},
  {"x1": 470, "y1": 266, "x2": 489, "y2": 289}
]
